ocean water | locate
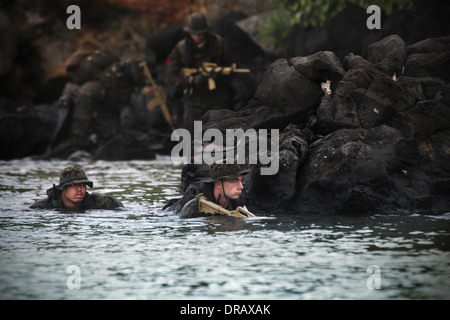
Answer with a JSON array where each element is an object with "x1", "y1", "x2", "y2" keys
[{"x1": 0, "y1": 158, "x2": 449, "y2": 299}]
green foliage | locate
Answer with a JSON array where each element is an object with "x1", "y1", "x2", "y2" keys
[{"x1": 262, "y1": 0, "x2": 419, "y2": 53}]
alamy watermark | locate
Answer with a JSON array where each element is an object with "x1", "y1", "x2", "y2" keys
[
  {"x1": 66, "y1": 265, "x2": 81, "y2": 289},
  {"x1": 366, "y1": 5, "x2": 381, "y2": 30},
  {"x1": 366, "y1": 265, "x2": 381, "y2": 289},
  {"x1": 67, "y1": 4, "x2": 380, "y2": 31},
  {"x1": 66, "y1": 5, "x2": 81, "y2": 30},
  {"x1": 171, "y1": 121, "x2": 280, "y2": 176},
  {"x1": 64, "y1": 265, "x2": 382, "y2": 291}
]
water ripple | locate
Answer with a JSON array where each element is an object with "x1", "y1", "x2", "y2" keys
[{"x1": 0, "y1": 159, "x2": 449, "y2": 299}]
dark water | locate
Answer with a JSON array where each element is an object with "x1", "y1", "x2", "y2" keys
[{"x1": 0, "y1": 158, "x2": 449, "y2": 299}]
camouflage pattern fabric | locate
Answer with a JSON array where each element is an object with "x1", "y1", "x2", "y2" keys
[
  {"x1": 51, "y1": 50, "x2": 153, "y2": 156},
  {"x1": 69, "y1": 58, "x2": 147, "y2": 143},
  {"x1": 179, "y1": 183, "x2": 240, "y2": 219},
  {"x1": 180, "y1": 162, "x2": 250, "y2": 218},
  {"x1": 204, "y1": 161, "x2": 250, "y2": 182},
  {"x1": 68, "y1": 49, "x2": 120, "y2": 85},
  {"x1": 30, "y1": 166, "x2": 122, "y2": 211},
  {"x1": 30, "y1": 191, "x2": 123, "y2": 211},
  {"x1": 179, "y1": 191, "x2": 240, "y2": 218},
  {"x1": 57, "y1": 165, "x2": 93, "y2": 189},
  {"x1": 179, "y1": 195, "x2": 203, "y2": 218}
]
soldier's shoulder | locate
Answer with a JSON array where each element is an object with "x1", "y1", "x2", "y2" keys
[
  {"x1": 176, "y1": 38, "x2": 187, "y2": 47},
  {"x1": 180, "y1": 195, "x2": 203, "y2": 219},
  {"x1": 29, "y1": 198, "x2": 48, "y2": 209},
  {"x1": 90, "y1": 193, "x2": 123, "y2": 210},
  {"x1": 210, "y1": 32, "x2": 228, "y2": 45},
  {"x1": 171, "y1": 39, "x2": 187, "y2": 56}
]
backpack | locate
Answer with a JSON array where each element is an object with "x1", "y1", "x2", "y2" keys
[{"x1": 70, "y1": 49, "x2": 120, "y2": 84}]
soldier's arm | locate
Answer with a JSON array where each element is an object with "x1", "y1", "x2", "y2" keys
[
  {"x1": 179, "y1": 197, "x2": 200, "y2": 219},
  {"x1": 91, "y1": 193, "x2": 123, "y2": 210},
  {"x1": 29, "y1": 199, "x2": 47, "y2": 209},
  {"x1": 166, "y1": 45, "x2": 186, "y2": 89}
]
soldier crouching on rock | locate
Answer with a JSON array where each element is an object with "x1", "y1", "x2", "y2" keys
[
  {"x1": 48, "y1": 43, "x2": 156, "y2": 158},
  {"x1": 30, "y1": 165, "x2": 123, "y2": 212},
  {"x1": 180, "y1": 160, "x2": 255, "y2": 218}
]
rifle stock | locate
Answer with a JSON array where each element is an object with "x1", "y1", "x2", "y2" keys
[{"x1": 197, "y1": 195, "x2": 255, "y2": 218}]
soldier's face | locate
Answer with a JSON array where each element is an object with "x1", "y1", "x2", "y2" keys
[
  {"x1": 190, "y1": 32, "x2": 206, "y2": 46},
  {"x1": 61, "y1": 183, "x2": 86, "y2": 208},
  {"x1": 221, "y1": 176, "x2": 244, "y2": 199}
]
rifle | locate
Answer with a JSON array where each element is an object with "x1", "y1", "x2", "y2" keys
[
  {"x1": 139, "y1": 61, "x2": 179, "y2": 139},
  {"x1": 181, "y1": 62, "x2": 250, "y2": 91},
  {"x1": 197, "y1": 195, "x2": 256, "y2": 218}
]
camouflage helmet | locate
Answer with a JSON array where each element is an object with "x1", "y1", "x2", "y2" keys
[
  {"x1": 204, "y1": 160, "x2": 251, "y2": 183},
  {"x1": 56, "y1": 165, "x2": 93, "y2": 190},
  {"x1": 184, "y1": 12, "x2": 209, "y2": 34}
]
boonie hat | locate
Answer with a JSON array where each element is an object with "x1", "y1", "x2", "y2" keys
[
  {"x1": 203, "y1": 160, "x2": 251, "y2": 183},
  {"x1": 184, "y1": 12, "x2": 209, "y2": 34},
  {"x1": 57, "y1": 165, "x2": 93, "y2": 190}
]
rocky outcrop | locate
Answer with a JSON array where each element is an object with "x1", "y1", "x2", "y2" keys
[
  {"x1": 0, "y1": 101, "x2": 57, "y2": 159},
  {"x1": 0, "y1": 8, "x2": 271, "y2": 160},
  {"x1": 167, "y1": 35, "x2": 450, "y2": 216},
  {"x1": 1, "y1": 2, "x2": 449, "y2": 215},
  {"x1": 285, "y1": 0, "x2": 450, "y2": 59},
  {"x1": 286, "y1": 1, "x2": 450, "y2": 60},
  {"x1": 404, "y1": 36, "x2": 450, "y2": 81},
  {"x1": 0, "y1": 0, "x2": 273, "y2": 108}
]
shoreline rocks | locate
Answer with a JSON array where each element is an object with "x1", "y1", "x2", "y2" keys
[
  {"x1": 166, "y1": 34, "x2": 450, "y2": 216},
  {"x1": 1, "y1": 1, "x2": 449, "y2": 215}
]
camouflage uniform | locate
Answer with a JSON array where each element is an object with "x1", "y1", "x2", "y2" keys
[
  {"x1": 166, "y1": 13, "x2": 235, "y2": 134},
  {"x1": 180, "y1": 161, "x2": 250, "y2": 218},
  {"x1": 51, "y1": 47, "x2": 153, "y2": 156},
  {"x1": 30, "y1": 191, "x2": 122, "y2": 211},
  {"x1": 30, "y1": 165, "x2": 123, "y2": 211}
]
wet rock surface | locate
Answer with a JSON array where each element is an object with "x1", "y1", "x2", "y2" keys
[{"x1": 167, "y1": 35, "x2": 450, "y2": 216}]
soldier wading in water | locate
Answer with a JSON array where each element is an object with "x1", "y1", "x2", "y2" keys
[
  {"x1": 30, "y1": 165, "x2": 122, "y2": 212},
  {"x1": 180, "y1": 161, "x2": 255, "y2": 218}
]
